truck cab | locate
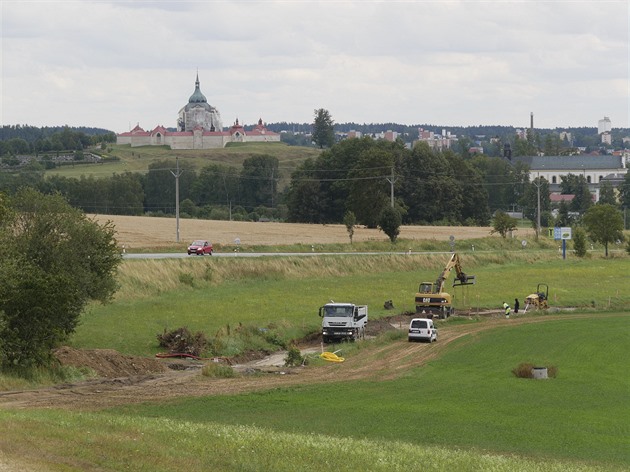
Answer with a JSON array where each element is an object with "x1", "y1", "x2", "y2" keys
[{"x1": 319, "y1": 303, "x2": 368, "y2": 343}]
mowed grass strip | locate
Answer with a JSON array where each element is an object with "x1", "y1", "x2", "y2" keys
[
  {"x1": 73, "y1": 255, "x2": 630, "y2": 356},
  {"x1": 113, "y1": 315, "x2": 630, "y2": 468}
]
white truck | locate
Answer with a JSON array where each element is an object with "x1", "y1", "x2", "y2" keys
[{"x1": 319, "y1": 302, "x2": 368, "y2": 343}]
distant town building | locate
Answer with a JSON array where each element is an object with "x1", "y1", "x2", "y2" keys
[
  {"x1": 117, "y1": 74, "x2": 280, "y2": 149},
  {"x1": 383, "y1": 130, "x2": 398, "y2": 142},
  {"x1": 598, "y1": 116, "x2": 612, "y2": 135},
  {"x1": 414, "y1": 128, "x2": 457, "y2": 150},
  {"x1": 515, "y1": 155, "x2": 627, "y2": 202}
]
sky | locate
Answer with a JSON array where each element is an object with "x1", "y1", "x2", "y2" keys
[{"x1": 1, "y1": 0, "x2": 628, "y2": 133}]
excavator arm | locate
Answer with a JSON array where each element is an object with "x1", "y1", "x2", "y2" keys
[{"x1": 434, "y1": 254, "x2": 475, "y2": 292}]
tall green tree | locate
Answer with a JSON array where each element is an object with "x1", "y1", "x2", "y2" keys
[
  {"x1": 191, "y1": 163, "x2": 240, "y2": 208},
  {"x1": 108, "y1": 172, "x2": 145, "y2": 215},
  {"x1": 287, "y1": 137, "x2": 381, "y2": 223},
  {"x1": 491, "y1": 211, "x2": 518, "y2": 238},
  {"x1": 470, "y1": 156, "x2": 526, "y2": 215},
  {"x1": 620, "y1": 172, "x2": 630, "y2": 211},
  {"x1": 512, "y1": 134, "x2": 538, "y2": 157},
  {"x1": 379, "y1": 206, "x2": 402, "y2": 243},
  {"x1": 399, "y1": 142, "x2": 460, "y2": 224},
  {"x1": 520, "y1": 176, "x2": 551, "y2": 226},
  {"x1": 443, "y1": 150, "x2": 490, "y2": 225},
  {"x1": 346, "y1": 148, "x2": 392, "y2": 228},
  {"x1": 286, "y1": 159, "x2": 326, "y2": 223},
  {"x1": 598, "y1": 181, "x2": 617, "y2": 206},
  {"x1": 240, "y1": 155, "x2": 279, "y2": 210},
  {"x1": 145, "y1": 159, "x2": 196, "y2": 214},
  {"x1": 343, "y1": 210, "x2": 356, "y2": 244},
  {"x1": 560, "y1": 174, "x2": 592, "y2": 214},
  {"x1": 543, "y1": 133, "x2": 564, "y2": 156},
  {"x1": 582, "y1": 204, "x2": 624, "y2": 257},
  {"x1": 0, "y1": 189, "x2": 121, "y2": 368},
  {"x1": 555, "y1": 200, "x2": 571, "y2": 226},
  {"x1": 312, "y1": 108, "x2": 335, "y2": 149}
]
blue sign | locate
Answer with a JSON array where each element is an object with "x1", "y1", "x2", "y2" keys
[{"x1": 554, "y1": 227, "x2": 572, "y2": 240}]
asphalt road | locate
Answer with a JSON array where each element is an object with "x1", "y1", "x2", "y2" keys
[{"x1": 122, "y1": 251, "x2": 451, "y2": 259}]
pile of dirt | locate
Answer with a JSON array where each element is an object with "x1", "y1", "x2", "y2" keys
[{"x1": 54, "y1": 346, "x2": 168, "y2": 378}]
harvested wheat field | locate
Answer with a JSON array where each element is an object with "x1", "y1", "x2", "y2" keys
[{"x1": 90, "y1": 214, "x2": 532, "y2": 249}]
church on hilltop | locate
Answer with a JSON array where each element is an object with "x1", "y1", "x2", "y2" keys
[{"x1": 116, "y1": 74, "x2": 280, "y2": 149}]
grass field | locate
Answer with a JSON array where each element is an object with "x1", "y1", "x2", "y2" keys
[
  {"x1": 0, "y1": 236, "x2": 628, "y2": 471},
  {"x1": 71, "y1": 254, "x2": 630, "y2": 357},
  {"x1": 1, "y1": 314, "x2": 628, "y2": 471},
  {"x1": 118, "y1": 315, "x2": 629, "y2": 466}
]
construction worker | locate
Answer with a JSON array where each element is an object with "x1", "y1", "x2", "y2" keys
[{"x1": 503, "y1": 302, "x2": 511, "y2": 319}]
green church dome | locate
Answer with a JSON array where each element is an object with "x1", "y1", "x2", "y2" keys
[{"x1": 188, "y1": 73, "x2": 207, "y2": 104}]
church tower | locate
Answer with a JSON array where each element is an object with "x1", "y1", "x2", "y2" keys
[{"x1": 177, "y1": 73, "x2": 223, "y2": 132}]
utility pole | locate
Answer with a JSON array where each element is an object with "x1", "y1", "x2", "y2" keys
[
  {"x1": 386, "y1": 165, "x2": 397, "y2": 208},
  {"x1": 535, "y1": 172, "x2": 541, "y2": 240},
  {"x1": 270, "y1": 168, "x2": 275, "y2": 208},
  {"x1": 170, "y1": 157, "x2": 183, "y2": 243}
]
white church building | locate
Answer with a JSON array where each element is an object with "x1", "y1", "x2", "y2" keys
[{"x1": 117, "y1": 74, "x2": 280, "y2": 149}]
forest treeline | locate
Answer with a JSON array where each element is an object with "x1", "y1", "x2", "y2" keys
[
  {"x1": 0, "y1": 137, "x2": 558, "y2": 227},
  {"x1": 0, "y1": 125, "x2": 116, "y2": 156}
]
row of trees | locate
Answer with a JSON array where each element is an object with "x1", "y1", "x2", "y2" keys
[
  {"x1": 0, "y1": 154, "x2": 283, "y2": 220},
  {"x1": 0, "y1": 126, "x2": 116, "y2": 157}
]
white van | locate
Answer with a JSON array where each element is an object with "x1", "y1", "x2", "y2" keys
[{"x1": 408, "y1": 318, "x2": 438, "y2": 343}]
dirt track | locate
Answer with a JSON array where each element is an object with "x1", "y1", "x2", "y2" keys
[{"x1": 0, "y1": 314, "x2": 592, "y2": 411}]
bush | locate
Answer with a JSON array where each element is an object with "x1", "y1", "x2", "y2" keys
[
  {"x1": 572, "y1": 227, "x2": 587, "y2": 257},
  {"x1": 284, "y1": 345, "x2": 307, "y2": 367},
  {"x1": 512, "y1": 362, "x2": 535, "y2": 378},
  {"x1": 202, "y1": 362, "x2": 235, "y2": 378}
]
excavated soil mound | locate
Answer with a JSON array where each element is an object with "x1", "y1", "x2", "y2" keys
[{"x1": 54, "y1": 346, "x2": 168, "y2": 378}]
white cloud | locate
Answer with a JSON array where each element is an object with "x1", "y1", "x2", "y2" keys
[{"x1": 1, "y1": 0, "x2": 628, "y2": 131}]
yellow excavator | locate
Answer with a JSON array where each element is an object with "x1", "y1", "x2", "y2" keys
[{"x1": 415, "y1": 253, "x2": 476, "y2": 319}]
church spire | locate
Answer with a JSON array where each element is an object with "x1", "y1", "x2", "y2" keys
[{"x1": 189, "y1": 71, "x2": 207, "y2": 104}]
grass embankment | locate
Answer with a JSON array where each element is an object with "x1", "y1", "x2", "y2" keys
[
  {"x1": 45, "y1": 142, "x2": 321, "y2": 181},
  {"x1": 1, "y1": 315, "x2": 628, "y2": 471},
  {"x1": 72, "y1": 252, "x2": 630, "y2": 357}
]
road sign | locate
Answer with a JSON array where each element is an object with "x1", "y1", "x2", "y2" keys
[{"x1": 553, "y1": 227, "x2": 572, "y2": 240}]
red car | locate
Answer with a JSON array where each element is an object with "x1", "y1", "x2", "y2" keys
[{"x1": 187, "y1": 240, "x2": 213, "y2": 255}]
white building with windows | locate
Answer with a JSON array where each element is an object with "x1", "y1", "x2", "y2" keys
[{"x1": 515, "y1": 155, "x2": 627, "y2": 201}]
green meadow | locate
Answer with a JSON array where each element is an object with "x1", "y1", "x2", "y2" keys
[
  {"x1": 117, "y1": 315, "x2": 629, "y2": 465},
  {"x1": 0, "y1": 250, "x2": 629, "y2": 471},
  {"x1": 71, "y1": 253, "x2": 630, "y2": 357},
  {"x1": 1, "y1": 314, "x2": 628, "y2": 471}
]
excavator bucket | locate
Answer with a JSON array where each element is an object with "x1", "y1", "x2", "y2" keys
[{"x1": 452, "y1": 274, "x2": 476, "y2": 287}]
